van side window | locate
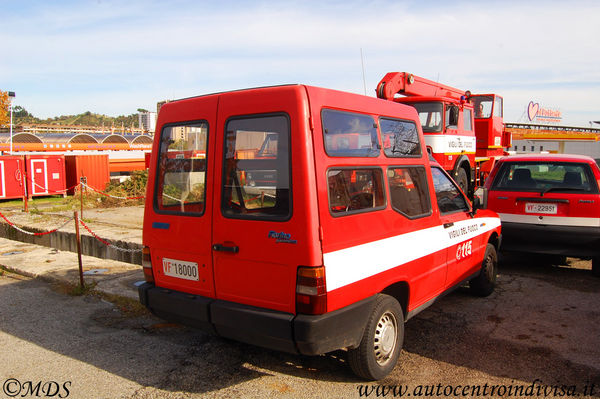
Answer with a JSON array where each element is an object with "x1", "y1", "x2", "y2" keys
[
  {"x1": 379, "y1": 118, "x2": 421, "y2": 157},
  {"x1": 155, "y1": 122, "x2": 208, "y2": 215},
  {"x1": 221, "y1": 114, "x2": 291, "y2": 220},
  {"x1": 431, "y1": 167, "x2": 469, "y2": 214},
  {"x1": 388, "y1": 167, "x2": 431, "y2": 218},
  {"x1": 322, "y1": 109, "x2": 379, "y2": 157},
  {"x1": 327, "y1": 168, "x2": 385, "y2": 215}
]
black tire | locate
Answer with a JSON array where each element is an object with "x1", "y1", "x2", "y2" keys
[
  {"x1": 593, "y1": 257, "x2": 600, "y2": 277},
  {"x1": 455, "y1": 167, "x2": 469, "y2": 194},
  {"x1": 348, "y1": 294, "x2": 404, "y2": 380},
  {"x1": 470, "y1": 243, "x2": 498, "y2": 297}
]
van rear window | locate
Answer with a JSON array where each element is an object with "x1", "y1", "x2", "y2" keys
[
  {"x1": 322, "y1": 109, "x2": 379, "y2": 157},
  {"x1": 221, "y1": 114, "x2": 291, "y2": 220},
  {"x1": 327, "y1": 168, "x2": 385, "y2": 215},
  {"x1": 155, "y1": 122, "x2": 208, "y2": 215},
  {"x1": 379, "y1": 118, "x2": 421, "y2": 157}
]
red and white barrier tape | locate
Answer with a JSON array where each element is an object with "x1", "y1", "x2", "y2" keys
[
  {"x1": 24, "y1": 174, "x2": 79, "y2": 194},
  {"x1": 162, "y1": 192, "x2": 182, "y2": 203},
  {"x1": 0, "y1": 210, "x2": 74, "y2": 236},
  {"x1": 78, "y1": 219, "x2": 142, "y2": 253}
]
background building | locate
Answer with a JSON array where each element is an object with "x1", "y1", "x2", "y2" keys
[{"x1": 138, "y1": 111, "x2": 157, "y2": 133}]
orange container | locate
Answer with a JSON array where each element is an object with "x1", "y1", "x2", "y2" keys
[{"x1": 65, "y1": 154, "x2": 110, "y2": 195}]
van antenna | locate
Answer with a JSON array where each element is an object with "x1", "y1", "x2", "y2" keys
[{"x1": 360, "y1": 48, "x2": 367, "y2": 96}]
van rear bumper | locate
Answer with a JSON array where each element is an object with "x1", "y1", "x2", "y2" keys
[{"x1": 138, "y1": 283, "x2": 376, "y2": 355}]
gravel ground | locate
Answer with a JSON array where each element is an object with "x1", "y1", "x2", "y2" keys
[{"x1": 1, "y1": 255, "x2": 599, "y2": 399}]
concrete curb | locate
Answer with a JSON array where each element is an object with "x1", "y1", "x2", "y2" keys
[{"x1": 0, "y1": 237, "x2": 144, "y2": 300}]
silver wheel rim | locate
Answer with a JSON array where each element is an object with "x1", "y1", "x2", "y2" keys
[
  {"x1": 484, "y1": 252, "x2": 495, "y2": 281},
  {"x1": 373, "y1": 311, "x2": 397, "y2": 366}
]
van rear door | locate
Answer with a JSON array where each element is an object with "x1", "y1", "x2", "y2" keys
[
  {"x1": 146, "y1": 96, "x2": 218, "y2": 298},
  {"x1": 211, "y1": 87, "x2": 319, "y2": 314}
]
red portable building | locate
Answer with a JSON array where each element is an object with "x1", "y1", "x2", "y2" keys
[
  {"x1": 25, "y1": 154, "x2": 67, "y2": 197},
  {"x1": 65, "y1": 154, "x2": 110, "y2": 195},
  {"x1": 0, "y1": 155, "x2": 26, "y2": 200}
]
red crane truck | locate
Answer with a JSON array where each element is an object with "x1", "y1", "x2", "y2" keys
[{"x1": 376, "y1": 72, "x2": 511, "y2": 196}]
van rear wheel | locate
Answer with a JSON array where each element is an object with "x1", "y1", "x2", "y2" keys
[
  {"x1": 348, "y1": 294, "x2": 404, "y2": 380},
  {"x1": 592, "y1": 257, "x2": 600, "y2": 277}
]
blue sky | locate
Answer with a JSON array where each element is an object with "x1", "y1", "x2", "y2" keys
[{"x1": 1, "y1": 0, "x2": 599, "y2": 126}]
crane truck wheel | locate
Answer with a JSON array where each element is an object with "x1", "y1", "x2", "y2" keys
[{"x1": 455, "y1": 167, "x2": 469, "y2": 194}]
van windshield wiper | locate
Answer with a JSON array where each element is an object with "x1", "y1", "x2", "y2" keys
[{"x1": 540, "y1": 187, "x2": 582, "y2": 196}]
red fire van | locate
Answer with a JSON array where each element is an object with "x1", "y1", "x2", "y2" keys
[{"x1": 139, "y1": 85, "x2": 502, "y2": 380}]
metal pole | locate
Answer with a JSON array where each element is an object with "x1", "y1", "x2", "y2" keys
[
  {"x1": 74, "y1": 210, "x2": 84, "y2": 288},
  {"x1": 23, "y1": 168, "x2": 28, "y2": 213},
  {"x1": 8, "y1": 91, "x2": 15, "y2": 154},
  {"x1": 80, "y1": 180, "x2": 83, "y2": 219},
  {"x1": 9, "y1": 103, "x2": 13, "y2": 154}
]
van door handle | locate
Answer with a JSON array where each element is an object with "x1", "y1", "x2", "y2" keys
[
  {"x1": 212, "y1": 244, "x2": 239, "y2": 253},
  {"x1": 443, "y1": 222, "x2": 454, "y2": 229}
]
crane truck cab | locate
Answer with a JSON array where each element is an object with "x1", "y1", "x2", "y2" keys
[
  {"x1": 138, "y1": 84, "x2": 502, "y2": 380},
  {"x1": 376, "y1": 72, "x2": 511, "y2": 197}
]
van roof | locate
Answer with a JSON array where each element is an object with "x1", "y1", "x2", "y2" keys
[{"x1": 166, "y1": 84, "x2": 301, "y2": 104}]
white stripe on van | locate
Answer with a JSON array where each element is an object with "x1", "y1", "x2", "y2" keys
[
  {"x1": 323, "y1": 217, "x2": 501, "y2": 292},
  {"x1": 498, "y1": 213, "x2": 600, "y2": 228}
]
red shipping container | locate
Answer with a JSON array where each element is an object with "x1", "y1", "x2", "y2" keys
[
  {"x1": 25, "y1": 154, "x2": 67, "y2": 198},
  {"x1": 0, "y1": 155, "x2": 26, "y2": 200},
  {"x1": 65, "y1": 154, "x2": 110, "y2": 195}
]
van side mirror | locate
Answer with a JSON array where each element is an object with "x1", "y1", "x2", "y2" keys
[{"x1": 472, "y1": 187, "x2": 488, "y2": 214}]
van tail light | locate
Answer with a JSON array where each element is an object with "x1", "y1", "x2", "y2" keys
[
  {"x1": 296, "y1": 266, "x2": 327, "y2": 315},
  {"x1": 142, "y1": 246, "x2": 154, "y2": 283}
]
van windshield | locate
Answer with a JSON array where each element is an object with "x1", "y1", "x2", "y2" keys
[
  {"x1": 221, "y1": 114, "x2": 291, "y2": 220},
  {"x1": 155, "y1": 122, "x2": 208, "y2": 215}
]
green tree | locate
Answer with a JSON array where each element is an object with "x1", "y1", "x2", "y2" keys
[{"x1": 13, "y1": 106, "x2": 31, "y2": 118}]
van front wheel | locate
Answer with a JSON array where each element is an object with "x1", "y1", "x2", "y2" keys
[
  {"x1": 469, "y1": 243, "x2": 498, "y2": 297},
  {"x1": 348, "y1": 294, "x2": 404, "y2": 380}
]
